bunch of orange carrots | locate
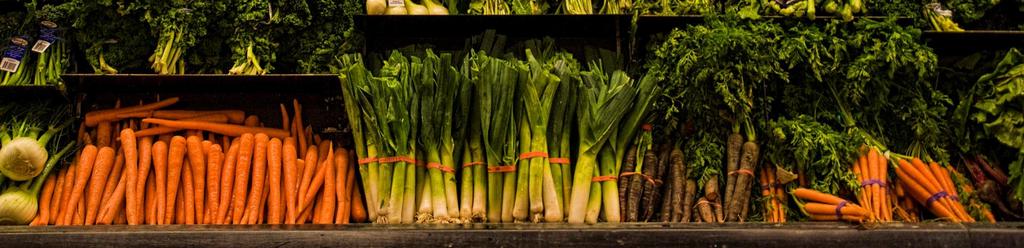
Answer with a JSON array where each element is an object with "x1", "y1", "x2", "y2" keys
[
  {"x1": 893, "y1": 158, "x2": 975, "y2": 223},
  {"x1": 28, "y1": 98, "x2": 367, "y2": 226},
  {"x1": 759, "y1": 165, "x2": 786, "y2": 223},
  {"x1": 794, "y1": 188, "x2": 871, "y2": 223},
  {"x1": 851, "y1": 147, "x2": 891, "y2": 222}
]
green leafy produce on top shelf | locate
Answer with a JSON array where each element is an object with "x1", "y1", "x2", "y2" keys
[
  {"x1": 225, "y1": 0, "x2": 311, "y2": 75},
  {"x1": 128, "y1": 0, "x2": 227, "y2": 74}
]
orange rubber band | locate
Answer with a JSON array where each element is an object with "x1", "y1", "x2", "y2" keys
[
  {"x1": 358, "y1": 157, "x2": 378, "y2": 165},
  {"x1": 378, "y1": 156, "x2": 416, "y2": 164},
  {"x1": 518, "y1": 151, "x2": 549, "y2": 159},
  {"x1": 729, "y1": 169, "x2": 754, "y2": 176},
  {"x1": 487, "y1": 165, "x2": 516, "y2": 173},
  {"x1": 427, "y1": 162, "x2": 455, "y2": 173},
  {"x1": 462, "y1": 161, "x2": 484, "y2": 168},
  {"x1": 591, "y1": 175, "x2": 617, "y2": 182},
  {"x1": 548, "y1": 158, "x2": 570, "y2": 164}
]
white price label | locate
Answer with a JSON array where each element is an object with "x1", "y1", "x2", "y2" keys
[
  {"x1": 388, "y1": 0, "x2": 405, "y2": 6},
  {"x1": 0, "y1": 57, "x2": 20, "y2": 73},
  {"x1": 31, "y1": 40, "x2": 51, "y2": 53}
]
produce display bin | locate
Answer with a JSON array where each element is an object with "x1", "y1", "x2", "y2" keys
[{"x1": 3, "y1": 7, "x2": 1024, "y2": 248}]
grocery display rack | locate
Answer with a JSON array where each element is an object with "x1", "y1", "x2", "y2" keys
[{"x1": 2, "y1": 14, "x2": 1024, "y2": 248}]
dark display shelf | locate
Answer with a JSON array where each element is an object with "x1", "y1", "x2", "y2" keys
[
  {"x1": 0, "y1": 85, "x2": 68, "y2": 103},
  {"x1": 1, "y1": 222, "x2": 1022, "y2": 248},
  {"x1": 923, "y1": 30, "x2": 1024, "y2": 56}
]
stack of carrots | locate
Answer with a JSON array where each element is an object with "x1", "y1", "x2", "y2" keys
[
  {"x1": 29, "y1": 98, "x2": 368, "y2": 226},
  {"x1": 794, "y1": 188, "x2": 871, "y2": 223},
  {"x1": 851, "y1": 147, "x2": 891, "y2": 222},
  {"x1": 760, "y1": 166, "x2": 786, "y2": 223},
  {"x1": 891, "y1": 178, "x2": 920, "y2": 222},
  {"x1": 893, "y1": 158, "x2": 975, "y2": 223}
]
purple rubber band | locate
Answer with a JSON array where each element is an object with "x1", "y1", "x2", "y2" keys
[
  {"x1": 860, "y1": 179, "x2": 887, "y2": 187},
  {"x1": 926, "y1": 191, "x2": 949, "y2": 206},
  {"x1": 835, "y1": 201, "x2": 848, "y2": 219}
]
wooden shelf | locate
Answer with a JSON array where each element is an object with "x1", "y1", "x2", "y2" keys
[{"x1": 1, "y1": 222, "x2": 1022, "y2": 247}]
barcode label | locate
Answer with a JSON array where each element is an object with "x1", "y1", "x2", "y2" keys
[
  {"x1": 31, "y1": 40, "x2": 51, "y2": 53},
  {"x1": 0, "y1": 57, "x2": 19, "y2": 72},
  {"x1": 388, "y1": 0, "x2": 404, "y2": 6}
]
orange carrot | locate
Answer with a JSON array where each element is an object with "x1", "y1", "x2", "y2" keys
[
  {"x1": 231, "y1": 133, "x2": 256, "y2": 224},
  {"x1": 809, "y1": 214, "x2": 865, "y2": 222},
  {"x1": 351, "y1": 183, "x2": 367, "y2": 223},
  {"x1": 793, "y1": 188, "x2": 857, "y2": 206},
  {"x1": 164, "y1": 136, "x2": 187, "y2": 225},
  {"x1": 183, "y1": 160, "x2": 195, "y2": 224},
  {"x1": 113, "y1": 111, "x2": 153, "y2": 119},
  {"x1": 297, "y1": 145, "x2": 319, "y2": 209},
  {"x1": 878, "y1": 153, "x2": 890, "y2": 222},
  {"x1": 804, "y1": 202, "x2": 870, "y2": 217},
  {"x1": 244, "y1": 115, "x2": 260, "y2": 127},
  {"x1": 305, "y1": 126, "x2": 313, "y2": 149},
  {"x1": 175, "y1": 185, "x2": 185, "y2": 224},
  {"x1": 56, "y1": 160, "x2": 76, "y2": 225},
  {"x1": 216, "y1": 138, "x2": 241, "y2": 224},
  {"x1": 62, "y1": 145, "x2": 99, "y2": 225},
  {"x1": 85, "y1": 147, "x2": 116, "y2": 225},
  {"x1": 134, "y1": 114, "x2": 231, "y2": 137},
  {"x1": 141, "y1": 118, "x2": 290, "y2": 139},
  {"x1": 97, "y1": 168, "x2": 128, "y2": 225},
  {"x1": 280, "y1": 104, "x2": 290, "y2": 130},
  {"x1": 49, "y1": 167, "x2": 67, "y2": 225},
  {"x1": 75, "y1": 193, "x2": 85, "y2": 225},
  {"x1": 153, "y1": 110, "x2": 246, "y2": 124},
  {"x1": 318, "y1": 145, "x2": 336, "y2": 224},
  {"x1": 120, "y1": 129, "x2": 141, "y2": 225},
  {"x1": 243, "y1": 133, "x2": 270, "y2": 224},
  {"x1": 152, "y1": 141, "x2": 168, "y2": 224},
  {"x1": 145, "y1": 171, "x2": 157, "y2": 224},
  {"x1": 267, "y1": 138, "x2": 284, "y2": 224},
  {"x1": 205, "y1": 144, "x2": 223, "y2": 224},
  {"x1": 258, "y1": 172, "x2": 270, "y2": 224},
  {"x1": 85, "y1": 97, "x2": 180, "y2": 127},
  {"x1": 185, "y1": 136, "x2": 206, "y2": 223},
  {"x1": 293, "y1": 100, "x2": 306, "y2": 153},
  {"x1": 32, "y1": 174, "x2": 57, "y2": 226},
  {"x1": 300, "y1": 154, "x2": 331, "y2": 214},
  {"x1": 97, "y1": 148, "x2": 124, "y2": 221},
  {"x1": 282, "y1": 138, "x2": 299, "y2": 224},
  {"x1": 96, "y1": 122, "x2": 112, "y2": 148},
  {"x1": 335, "y1": 148, "x2": 351, "y2": 224},
  {"x1": 135, "y1": 136, "x2": 153, "y2": 224},
  {"x1": 868, "y1": 148, "x2": 880, "y2": 221}
]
